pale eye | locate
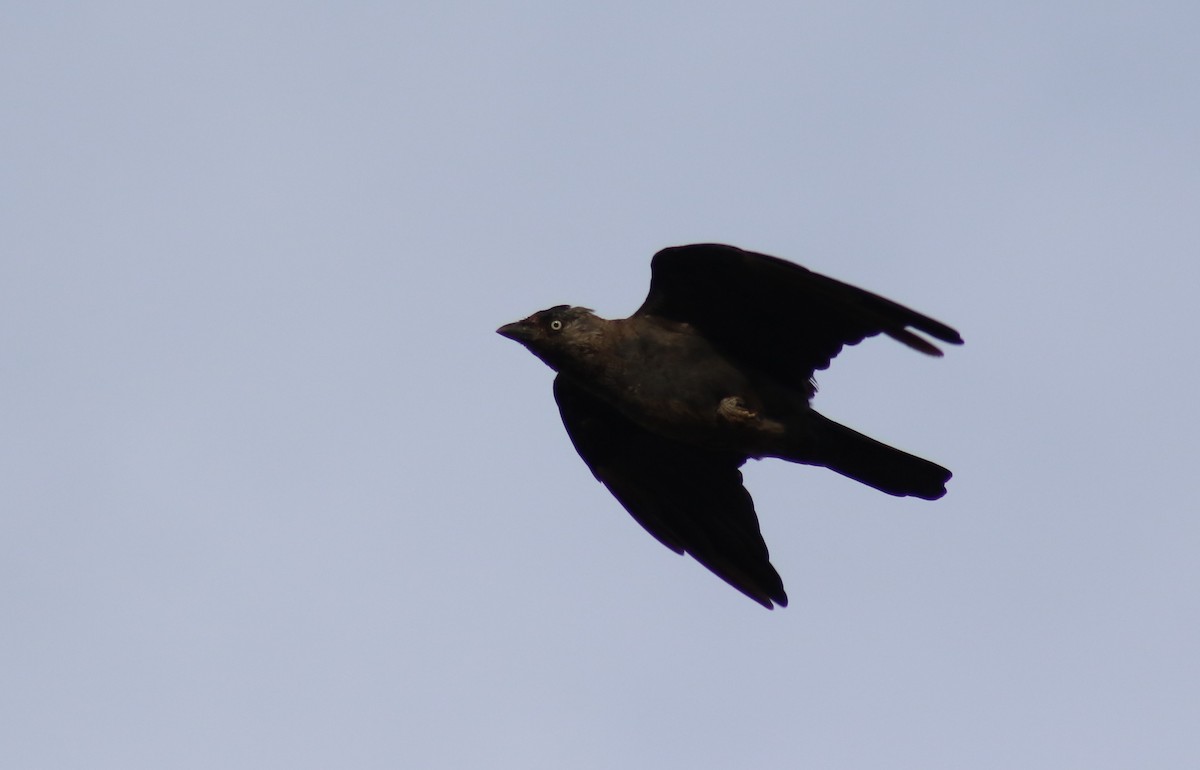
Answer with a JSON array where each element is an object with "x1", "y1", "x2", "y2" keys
[{"x1": 549, "y1": 319, "x2": 563, "y2": 331}]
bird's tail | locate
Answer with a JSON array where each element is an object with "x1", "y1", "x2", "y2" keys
[{"x1": 794, "y1": 412, "x2": 951, "y2": 500}]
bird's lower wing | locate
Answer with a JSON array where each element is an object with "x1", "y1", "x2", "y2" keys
[{"x1": 553, "y1": 375, "x2": 787, "y2": 609}]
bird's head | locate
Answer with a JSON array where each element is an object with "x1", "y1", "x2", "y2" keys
[{"x1": 496, "y1": 305, "x2": 603, "y2": 372}]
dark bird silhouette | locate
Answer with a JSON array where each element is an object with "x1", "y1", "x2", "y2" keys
[{"x1": 497, "y1": 243, "x2": 962, "y2": 608}]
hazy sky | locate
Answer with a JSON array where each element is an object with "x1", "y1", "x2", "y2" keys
[{"x1": 4, "y1": 3, "x2": 1199, "y2": 768}]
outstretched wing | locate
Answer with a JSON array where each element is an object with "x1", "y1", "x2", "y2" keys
[
  {"x1": 636, "y1": 244, "x2": 963, "y2": 392},
  {"x1": 553, "y1": 375, "x2": 787, "y2": 609}
]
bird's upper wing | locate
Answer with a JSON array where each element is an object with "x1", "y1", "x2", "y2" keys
[
  {"x1": 553, "y1": 375, "x2": 787, "y2": 609},
  {"x1": 635, "y1": 244, "x2": 963, "y2": 391}
]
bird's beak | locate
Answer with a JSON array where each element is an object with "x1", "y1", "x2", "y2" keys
[{"x1": 496, "y1": 319, "x2": 532, "y2": 343}]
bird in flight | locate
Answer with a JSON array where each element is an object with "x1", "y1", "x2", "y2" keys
[{"x1": 497, "y1": 243, "x2": 962, "y2": 608}]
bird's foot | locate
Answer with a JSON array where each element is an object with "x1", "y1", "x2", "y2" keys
[
  {"x1": 718, "y1": 396, "x2": 759, "y2": 422},
  {"x1": 718, "y1": 396, "x2": 785, "y2": 435}
]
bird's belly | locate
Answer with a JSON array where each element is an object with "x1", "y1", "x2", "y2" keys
[{"x1": 604, "y1": 363, "x2": 779, "y2": 449}]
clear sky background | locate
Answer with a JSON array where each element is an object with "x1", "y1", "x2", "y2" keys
[{"x1": 4, "y1": 3, "x2": 1198, "y2": 768}]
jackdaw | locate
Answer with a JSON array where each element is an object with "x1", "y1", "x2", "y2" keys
[{"x1": 497, "y1": 243, "x2": 962, "y2": 608}]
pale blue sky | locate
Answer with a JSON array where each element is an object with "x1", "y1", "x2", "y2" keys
[{"x1": 3, "y1": 3, "x2": 1198, "y2": 768}]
